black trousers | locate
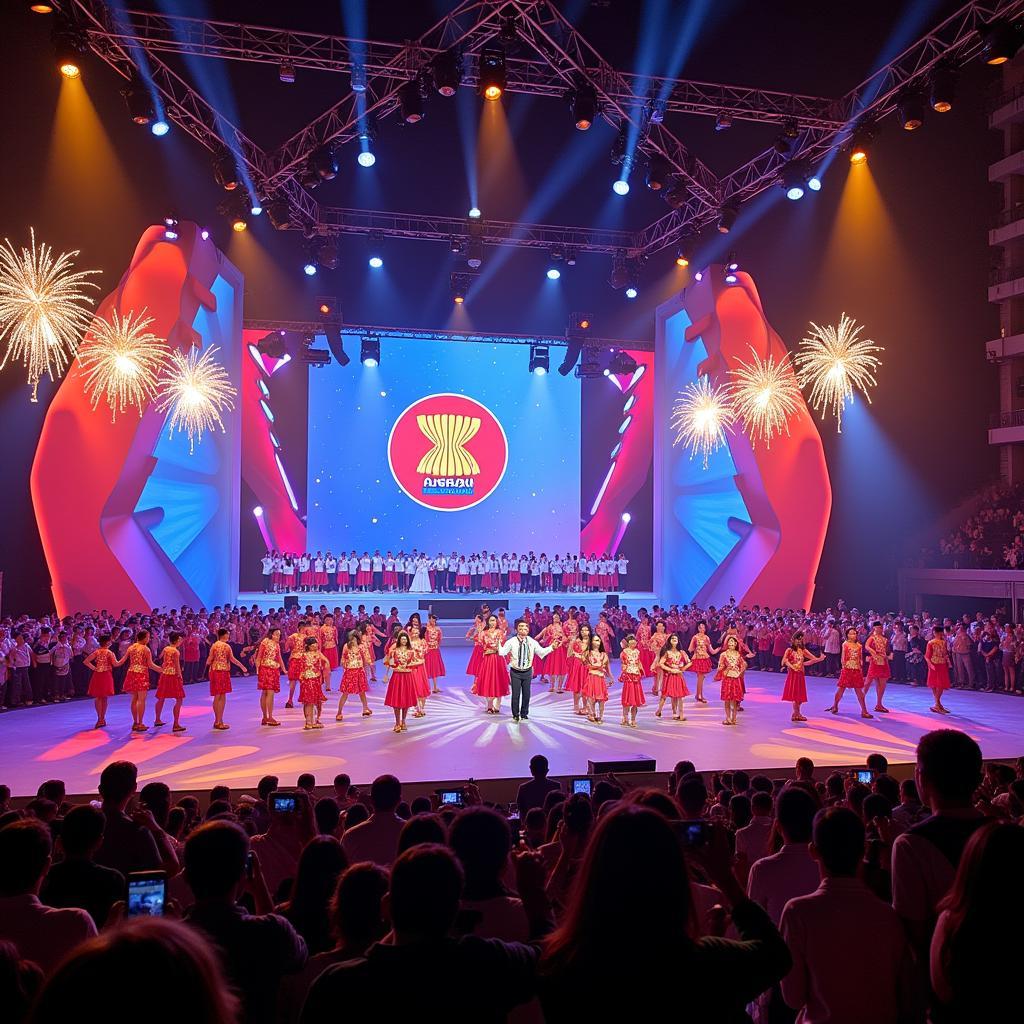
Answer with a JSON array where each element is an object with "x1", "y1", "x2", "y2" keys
[{"x1": 510, "y1": 668, "x2": 533, "y2": 718}]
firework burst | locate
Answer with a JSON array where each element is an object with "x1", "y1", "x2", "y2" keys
[
  {"x1": 0, "y1": 229, "x2": 100, "y2": 401},
  {"x1": 671, "y1": 376, "x2": 736, "y2": 469},
  {"x1": 154, "y1": 345, "x2": 236, "y2": 454},
  {"x1": 728, "y1": 345, "x2": 803, "y2": 449},
  {"x1": 795, "y1": 314, "x2": 882, "y2": 432},
  {"x1": 78, "y1": 309, "x2": 168, "y2": 421}
]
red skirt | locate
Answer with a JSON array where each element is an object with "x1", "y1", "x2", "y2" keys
[
  {"x1": 88, "y1": 670, "x2": 114, "y2": 697},
  {"x1": 466, "y1": 644, "x2": 483, "y2": 675},
  {"x1": 324, "y1": 647, "x2": 339, "y2": 670},
  {"x1": 455, "y1": 573, "x2": 470, "y2": 587},
  {"x1": 300, "y1": 570, "x2": 314, "y2": 586},
  {"x1": 411, "y1": 663, "x2": 430, "y2": 699},
  {"x1": 639, "y1": 647, "x2": 655, "y2": 678},
  {"x1": 583, "y1": 673, "x2": 609, "y2": 702},
  {"x1": 337, "y1": 571, "x2": 350, "y2": 587},
  {"x1": 283, "y1": 573, "x2": 296, "y2": 588},
  {"x1": 566, "y1": 657, "x2": 586, "y2": 693},
  {"x1": 662, "y1": 671, "x2": 690, "y2": 698},
  {"x1": 619, "y1": 671, "x2": 646, "y2": 706},
  {"x1": 385, "y1": 671, "x2": 418, "y2": 709},
  {"x1": 866, "y1": 661, "x2": 890, "y2": 681},
  {"x1": 721, "y1": 676, "x2": 744, "y2": 701},
  {"x1": 927, "y1": 662, "x2": 951, "y2": 692},
  {"x1": 356, "y1": 570, "x2": 373, "y2": 586},
  {"x1": 341, "y1": 667, "x2": 369, "y2": 694},
  {"x1": 287, "y1": 653, "x2": 302, "y2": 681},
  {"x1": 782, "y1": 668, "x2": 807, "y2": 703},
  {"x1": 123, "y1": 668, "x2": 150, "y2": 693},
  {"x1": 838, "y1": 667, "x2": 865, "y2": 690},
  {"x1": 383, "y1": 570, "x2": 398, "y2": 587},
  {"x1": 209, "y1": 670, "x2": 232, "y2": 696},
  {"x1": 544, "y1": 646, "x2": 568, "y2": 674},
  {"x1": 509, "y1": 571, "x2": 521, "y2": 584},
  {"x1": 156, "y1": 672, "x2": 185, "y2": 700},
  {"x1": 689, "y1": 657, "x2": 713, "y2": 675},
  {"x1": 315, "y1": 571, "x2": 328, "y2": 585},
  {"x1": 299, "y1": 677, "x2": 325, "y2": 704},
  {"x1": 425, "y1": 649, "x2": 446, "y2": 677},
  {"x1": 476, "y1": 655, "x2": 510, "y2": 698},
  {"x1": 542, "y1": 573, "x2": 553, "y2": 589},
  {"x1": 257, "y1": 665, "x2": 281, "y2": 692}
]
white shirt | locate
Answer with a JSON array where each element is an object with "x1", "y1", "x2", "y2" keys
[
  {"x1": 747, "y1": 843, "x2": 820, "y2": 925},
  {"x1": 261, "y1": 556, "x2": 274, "y2": 575},
  {"x1": 499, "y1": 634, "x2": 553, "y2": 670},
  {"x1": 372, "y1": 555, "x2": 383, "y2": 570},
  {"x1": 326, "y1": 557, "x2": 337, "y2": 571},
  {"x1": 314, "y1": 557, "x2": 324, "y2": 572},
  {"x1": 299, "y1": 555, "x2": 310, "y2": 571},
  {"x1": 0, "y1": 894, "x2": 96, "y2": 975},
  {"x1": 735, "y1": 815, "x2": 774, "y2": 866},
  {"x1": 617, "y1": 558, "x2": 628, "y2": 573}
]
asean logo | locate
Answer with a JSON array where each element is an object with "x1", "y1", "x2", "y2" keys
[{"x1": 387, "y1": 393, "x2": 509, "y2": 512}]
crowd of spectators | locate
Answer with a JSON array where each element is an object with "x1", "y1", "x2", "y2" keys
[{"x1": 0, "y1": 732, "x2": 1021, "y2": 1022}]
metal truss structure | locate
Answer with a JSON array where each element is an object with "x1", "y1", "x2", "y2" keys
[{"x1": 59, "y1": 0, "x2": 1024, "y2": 259}]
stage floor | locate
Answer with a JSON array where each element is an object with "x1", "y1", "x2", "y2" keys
[{"x1": 1, "y1": 669, "x2": 1021, "y2": 797}]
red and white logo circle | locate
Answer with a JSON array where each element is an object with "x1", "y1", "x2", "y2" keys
[{"x1": 387, "y1": 393, "x2": 509, "y2": 512}]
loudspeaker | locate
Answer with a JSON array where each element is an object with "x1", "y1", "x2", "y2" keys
[
  {"x1": 283, "y1": 595, "x2": 299, "y2": 610},
  {"x1": 587, "y1": 754, "x2": 656, "y2": 775},
  {"x1": 605, "y1": 594, "x2": 619, "y2": 607}
]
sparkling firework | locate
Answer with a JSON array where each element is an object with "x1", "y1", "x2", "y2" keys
[
  {"x1": 670, "y1": 376, "x2": 736, "y2": 469},
  {"x1": 796, "y1": 314, "x2": 882, "y2": 432},
  {"x1": 728, "y1": 345, "x2": 803, "y2": 449},
  {"x1": 78, "y1": 309, "x2": 168, "y2": 421},
  {"x1": 154, "y1": 345, "x2": 236, "y2": 454},
  {"x1": 0, "y1": 229, "x2": 100, "y2": 401}
]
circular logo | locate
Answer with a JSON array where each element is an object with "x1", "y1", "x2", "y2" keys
[{"x1": 387, "y1": 393, "x2": 509, "y2": 512}]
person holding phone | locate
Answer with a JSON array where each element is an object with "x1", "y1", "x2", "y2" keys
[{"x1": 499, "y1": 619, "x2": 554, "y2": 724}]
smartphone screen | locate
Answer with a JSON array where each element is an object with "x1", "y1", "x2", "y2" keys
[
  {"x1": 439, "y1": 789, "x2": 464, "y2": 807},
  {"x1": 572, "y1": 778, "x2": 592, "y2": 796},
  {"x1": 127, "y1": 872, "x2": 166, "y2": 916},
  {"x1": 856, "y1": 770, "x2": 873, "y2": 785},
  {"x1": 673, "y1": 819, "x2": 710, "y2": 849},
  {"x1": 271, "y1": 791, "x2": 297, "y2": 813}
]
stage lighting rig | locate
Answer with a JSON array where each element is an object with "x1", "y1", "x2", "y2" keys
[
  {"x1": 52, "y1": 16, "x2": 85, "y2": 78},
  {"x1": 357, "y1": 121, "x2": 376, "y2": 167},
  {"x1": 717, "y1": 203, "x2": 738, "y2": 234},
  {"x1": 929, "y1": 62, "x2": 956, "y2": 112},
  {"x1": 663, "y1": 178, "x2": 689, "y2": 210},
  {"x1": 316, "y1": 296, "x2": 338, "y2": 319},
  {"x1": 845, "y1": 120, "x2": 878, "y2": 164},
  {"x1": 896, "y1": 90, "x2": 926, "y2": 131},
  {"x1": 351, "y1": 63, "x2": 368, "y2": 92},
  {"x1": 529, "y1": 345, "x2": 549, "y2": 375},
  {"x1": 399, "y1": 78, "x2": 426, "y2": 124},
  {"x1": 318, "y1": 302, "x2": 350, "y2": 366},
  {"x1": 122, "y1": 75, "x2": 155, "y2": 125},
  {"x1": 309, "y1": 143, "x2": 339, "y2": 181},
  {"x1": 304, "y1": 346, "x2": 331, "y2": 368},
  {"x1": 257, "y1": 331, "x2": 287, "y2": 360},
  {"x1": 279, "y1": 61, "x2": 296, "y2": 84},
  {"x1": 479, "y1": 47, "x2": 506, "y2": 100},
  {"x1": 360, "y1": 336, "x2": 381, "y2": 367},
  {"x1": 432, "y1": 49, "x2": 463, "y2": 96},
  {"x1": 267, "y1": 196, "x2": 292, "y2": 230},
  {"x1": 566, "y1": 82, "x2": 598, "y2": 130},
  {"x1": 646, "y1": 153, "x2": 671, "y2": 191},
  {"x1": 163, "y1": 216, "x2": 179, "y2": 241},
  {"x1": 675, "y1": 237, "x2": 695, "y2": 267},
  {"x1": 981, "y1": 19, "x2": 1023, "y2": 65},
  {"x1": 367, "y1": 233, "x2": 384, "y2": 269},
  {"x1": 213, "y1": 147, "x2": 239, "y2": 191},
  {"x1": 781, "y1": 161, "x2": 809, "y2": 200},
  {"x1": 559, "y1": 312, "x2": 592, "y2": 376},
  {"x1": 715, "y1": 111, "x2": 733, "y2": 132},
  {"x1": 576, "y1": 353, "x2": 603, "y2": 379},
  {"x1": 610, "y1": 128, "x2": 632, "y2": 195},
  {"x1": 316, "y1": 236, "x2": 338, "y2": 271},
  {"x1": 647, "y1": 94, "x2": 667, "y2": 125},
  {"x1": 724, "y1": 253, "x2": 739, "y2": 284},
  {"x1": 450, "y1": 272, "x2": 474, "y2": 304},
  {"x1": 605, "y1": 351, "x2": 638, "y2": 376},
  {"x1": 608, "y1": 252, "x2": 631, "y2": 290}
]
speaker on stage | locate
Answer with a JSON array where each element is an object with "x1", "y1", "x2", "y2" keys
[
  {"x1": 605, "y1": 594, "x2": 619, "y2": 608},
  {"x1": 587, "y1": 754, "x2": 656, "y2": 774},
  {"x1": 283, "y1": 595, "x2": 299, "y2": 610}
]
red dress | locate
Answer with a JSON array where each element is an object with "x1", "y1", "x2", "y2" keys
[
  {"x1": 122, "y1": 644, "x2": 152, "y2": 693},
  {"x1": 410, "y1": 638, "x2": 431, "y2": 699},
  {"x1": 718, "y1": 650, "x2": 745, "y2": 702},
  {"x1": 87, "y1": 648, "x2": 116, "y2": 697},
  {"x1": 660, "y1": 649, "x2": 691, "y2": 698},
  {"x1": 688, "y1": 633, "x2": 714, "y2": 675},
  {"x1": 635, "y1": 621, "x2": 653, "y2": 676},
  {"x1": 208, "y1": 641, "x2": 234, "y2": 696},
  {"x1": 925, "y1": 639, "x2": 952, "y2": 691},
  {"x1": 424, "y1": 625, "x2": 446, "y2": 677},
  {"x1": 541, "y1": 625, "x2": 568, "y2": 675},
  {"x1": 298, "y1": 651, "x2": 327, "y2": 704},
  {"x1": 582, "y1": 652, "x2": 610, "y2": 702},
  {"x1": 618, "y1": 648, "x2": 646, "y2": 706},
  {"x1": 466, "y1": 628, "x2": 484, "y2": 676},
  {"x1": 648, "y1": 632, "x2": 669, "y2": 686},
  {"x1": 864, "y1": 635, "x2": 890, "y2": 681},
  {"x1": 837, "y1": 642, "x2": 865, "y2": 690},
  {"x1": 384, "y1": 648, "x2": 418, "y2": 709},
  {"x1": 340, "y1": 647, "x2": 369, "y2": 693},
  {"x1": 319, "y1": 624, "x2": 340, "y2": 670},
  {"x1": 286, "y1": 632, "x2": 303, "y2": 681},
  {"x1": 781, "y1": 648, "x2": 808, "y2": 702},
  {"x1": 475, "y1": 630, "x2": 510, "y2": 698},
  {"x1": 156, "y1": 646, "x2": 185, "y2": 699},
  {"x1": 256, "y1": 638, "x2": 283, "y2": 692},
  {"x1": 565, "y1": 639, "x2": 587, "y2": 693}
]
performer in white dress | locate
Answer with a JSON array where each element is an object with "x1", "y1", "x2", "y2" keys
[{"x1": 410, "y1": 556, "x2": 432, "y2": 592}]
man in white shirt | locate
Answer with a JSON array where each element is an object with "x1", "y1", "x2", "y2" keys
[
  {"x1": 371, "y1": 552, "x2": 383, "y2": 591},
  {"x1": 499, "y1": 620, "x2": 554, "y2": 723},
  {"x1": 261, "y1": 553, "x2": 274, "y2": 592},
  {"x1": 341, "y1": 775, "x2": 407, "y2": 866},
  {"x1": 735, "y1": 791, "x2": 775, "y2": 867},
  {"x1": 616, "y1": 554, "x2": 628, "y2": 590}
]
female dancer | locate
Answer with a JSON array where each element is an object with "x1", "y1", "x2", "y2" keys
[
  {"x1": 925, "y1": 625, "x2": 953, "y2": 715},
  {"x1": 384, "y1": 631, "x2": 418, "y2": 732},
  {"x1": 83, "y1": 633, "x2": 116, "y2": 729},
  {"x1": 687, "y1": 620, "x2": 716, "y2": 704},
  {"x1": 254, "y1": 626, "x2": 286, "y2": 726},
  {"x1": 319, "y1": 616, "x2": 339, "y2": 692},
  {"x1": 407, "y1": 624, "x2": 431, "y2": 718},
  {"x1": 337, "y1": 631, "x2": 372, "y2": 721},
  {"x1": 284, "y1": 620, "x2": 306, "y2": 709},
  {"x1": 361, "y1": 621, "x2": 385, "y2": 682},
  {"x1": 656, "y1": 633, "x2": 692, "y2": 721},
  {"x1": 565, "y1": 623, "x2": 591, "y2": 716},
  {"x1": 424, "y1": 614, "x2": 445, "y2": 693},
  {"x1": 781, "y1": 631, "x2": 824, "y2": 722},
  {"x1": 635, "y1": 611, "x2": 653, "y2": 678},
  {"x1": 648, "y1": 620, "x2": 669, "y2": 695},
  {"x1": 618, "y1": 633, "x2": 646, "y2": 728},
  {"x1": 716, "y1": 636, "x2": 746, "y2": 726},
  {"x1": 864, "y1": 621, "x2": 893, "y2": 713},
  {"x1": 540, "y1": 613, "x2": 568, "y2": 693},
  {"x1": 465, "y1": 615, "x2": 485, "y2": 691},
  {"x1": 582, "y1": 634, "x2": 613, "y2": 723},
  {"x1": 154, "y1": 632, "x2": 186, "y2": 732},
  {"x1": 206, "y1": 628, "x2": 247, "y2": 731},
  {"x1": 298, "y1": 636, "x2": 329, "y2": 730},
  {"x1": 118, "y1": 629, "x2": 158, "y2": 732},
  {"x1": 475, "y1": 615, "x2": 510, "y2": 714},
  {"x1": 827, "y1": 627, "x2": 872, "y2": 719}
]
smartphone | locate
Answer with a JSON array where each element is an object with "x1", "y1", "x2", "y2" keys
[
  {"x1": 673, "y1": 819, "x2": 712, "y2": 849},
  {"x1": 127, "y1": 870, "x2": 166, "y2": 917},
  {"x1": 572, "y1": 777, "x2": 592, "y2": 797},
  {"x1": 270, "y1": 790, "x2": 298, "y2": 814},
  {"x1": 855, "y1": 770, "x2": 873, "y2": 785},
  {"x1": 438, "y1": 788, "x2": 465, "y2": 807},
  {"x1": 245, "y1": 851, "x2": 255, "y2": 879}
]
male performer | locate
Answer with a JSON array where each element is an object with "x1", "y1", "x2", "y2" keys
[{"x1": 499, "y1": 619, "x2": 553, "y2": 724}]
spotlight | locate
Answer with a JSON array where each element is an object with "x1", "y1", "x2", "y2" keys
[
  {"x1": 357, "y1": 123, "x2": 376, "y2": 167},
  {"x1": 567, "y1": 82, "x2": 598, "y2": 130},
  {"x1": 163, "y1": 217, "x2": 179, "y2": 241},
  {"x1": 625, "y1": 285, "x2": 638, "y2": 300},
  {"x1": 694, "y1": 270, "x2": 703, "y2": 282},
  {"x1": 781, "y1": 162, "x2": 806, "y2": 200},
  {"x1": 981, "y1": 19, "x2": 1022, "y2": 65},
  {"x1": 560, "y1": 312, "x2": 591, "y2": 375},
  {"x1": 310, "y1": 143, "x2": 339, "y2": 181},
  {"x1": 715, "y1": 111, "x2": 732, "y2": 131},
  {"x1": 360, "y1": 337, "x2": 380, "y2": 367},
  {"x1": 612, "y1": 177, "x2": 630, "y2": 196},
  {"x1": 316, "y1": 236, "x2": 338, "y2": 271},
  {"x1": 896, "y1": 90, "x2": 926, "y2": 131},
  {"x1": 432, "y1": 49, "x2": 463, "y2": 96},
  {"x1": 253, "y1": 505, "x2": 264, "y2": 517},
  {"x1": 279, "y1": 61, "x2": 296, "y2": 84},
  {"x1": 267, "y1": 196, "x2": 292, "y2": 230},
  {"x1": 930, "y1": 63, "x2": 956, "y2": 112},
  {"x1": 351, "y1": 63, "x2": 368, "y2": 93},
  {"x1": 303, "y1": 261, "x2": 317, "y2": 277},
  {"x1": 151, "y1": 119, "x2": 170, "y2": 136},
  {"x1": 368, "y1": 256, "x2": 383, "y2": 269},
  {"x1": 466, "y1": 238, "x2": 484, "y2": 269},
  {"x1": 621, "y1": 512, "x2": 631, "y2": 523},
  {"x1": 250, "y1": 198, "x2": 263, "y2": 216},
  {"x1": 675, "y1": 237, "x2": 695, "y2": 267},
  {"x1": 846, "y1": 121, "x2": 877, "y2": 165},
  {"x1": 663, "y1": 179, "x2": 689, "y2": 210},
  {"x1": 479, "y1": 46, "x2": 506, "y2": 100},
  {"x1": 570, "y1": 312, "x2": 592, "y2": 331},
  {"x1": 317, "y1": 296, "x2": 338, "y2": 319},
  {"x1": 399, "y1": 79, "x2": 425, "y2": 124},
  {"x1": 31, "y1": 3, "x2": 55, "y2": 12},
  {"x1": 608, "y1": 253, "x2": 631, "y2": 290},
  {"x1": 529, "y1": 345, "x2": 549, "y2": 375},
  {"x1": 807, "y1": 174, "x2": 822, "y2": 191},
  {"x1": 724, "y1": 257, "x2": 739, "y2": 285},
  {"x1": 232, "y1": 216, "x2": 248, "y2": 233},
  {"x1": 449, "y1": 236, "x2": 463, "y2": 254},
  {"x1": 546, "y1": 267, "x2": 561, "y2": 280},
  {"x1": 607, "y1": 351, "x2": 638, "y2": 375},
  {"x1": 646, "y1": 153, "x2": 671, "y2": 191},
  {"x1": 200, "y1": 228, "x2": 210, "y2": 241},
  {"x1": 450, "y1": 272, "x2": 472, "y2": 304},
  {"x1": 213, "y1": 147, "x2": 239, "y2": 190},
  {"x1": 468, "y1": 206, "x2": 481, "y2": 219},
  {"x1": 717, "y1": 203, "x2": 738, "y2": 233},
  {"x1": 324, "y1": 325, "x2": 350, "y2": 367},
  {"x1": 122, "y1": 77, "x2": 155, "y2": 125},
  {"x1": 53, "y1": 19, "x2": 84, "y2": 79}
]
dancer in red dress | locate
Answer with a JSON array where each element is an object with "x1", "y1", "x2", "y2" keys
[
  {"x1": 565, "y1": 624, "x2": 592, "y2": 716},
  {"x1": 424, "y1": 614, "x2": 446, "y2": 693},
  {"x1": 319, "y1": 617, "x2": 339, "y2": 692},
  {"x1": 254, "y1": 627, "x2": 286, "y2": 726},
  {"x1": 298, "y1": 636, "x2": 330, "y2": 730},
  {"x1": 116, "y1": 630, "x2": 159, "y2": 732},
  {"x1": 476, "y1": 615, "x2": 510, "y2": 714},
  {"x1": 384, "y1": 632, "x2": 419, "y2": 732},
  {"x1": 284, "y1": 622, "x2": 305, "y2": 709},
  {"x1": 864, "y1": 621, "x2": 893, "y2": 713},
  {"x1": 407, "y1": 624, "x2": 431, "y2": 718},
  {"x1": 827, "y1": 628, "x2": 872, "y2": 719},
  {"x1": 360, "y1": 621, "x2": 384, "y2": 682},
  {"x1": 716, "y1": 637, "x2": 746, "y2": 726},
  {"x1": 687, "y1": 621, "x2": 716, "y2": 704},
  {"x1": 206, "y1": 629, "x2": 247, "y2": 731},
  {"x1": 582, "y1": 635, "x2": 613, "y2": 723},
  {"x1": 83, "y1": 633, "x2": 116, "y2": 728},
  {"x1": 635, "y1": 612, "x2": 653, "y2": 678},
  {"x1": 465, "y1": 615, "x2": 485, "y2": 692},
  {"x1": 925, "y1": 625, "x2": 953, "y2": 715},
  {"x1": 648, "y1": 621, "x2": 669, "y2": 695},
  {"x1": 618, "y1": 634, "x2": 646, "y2": 728},
  {"x1": 336, "y1": 631, "x2": 372, "y2": 721},
  {"x1": 655, "y1": 634, "x2": 692, "y2": 721},
  {"x1": 540, "y1": 613, "x2": 568, "y2": 693},
  {"x1": 781, "y1": 631, "x2": 824, "y2": 722},
  {"x1": 154, "y1": 632, "x2": 187, "y2": 733}
]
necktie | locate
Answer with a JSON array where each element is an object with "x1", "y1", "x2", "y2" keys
[{"x1": 519, "y1": 638, "x2": 528, "y2": 669}]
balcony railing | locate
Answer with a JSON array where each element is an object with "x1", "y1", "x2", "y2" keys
[
  {"x1": 989, "y1": 265, "x2": 1024, "y2": 285},
  {"x1": 989, "y1": 80, "x2": 1024, "y2": 113},
  {"x1": 992, "y1": 204, "x2": 1024, "y2": 229},
  {"x1": 989, "y1": 408, "x2": 1024, "y2": 429}
]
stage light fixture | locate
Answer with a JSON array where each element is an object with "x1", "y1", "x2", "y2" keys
[
  {"x1": 432, "y1": 49, "x2": 463, "y2": 96},
  {"x1": 450, "y1": 272, "x2": 472, "y2": 304},
  {"x1": 258, "y1": 331, "x2": 287, "y2": 360},
  {"x1": 317, "y1": 296, "x2": 338, "y2": 319},
  {"x1": 163, "y1": 217, "x2": 179, "y2": 241},
  {"x1": 31, "y1": 3, "x2": 55, "y2": 12},
  {"x1": 715, "y1": 111, "x2": 733, "y2": 131},
  {"x1": 571, "y1": 312, "x2": 592, "y2": 332},
  {"x1": 122, "y1": 76, "x2": 155, "y2": 125},
  {"x1": 303, "y1": 261, "x2": 317, "y2": 277},
  {"x1": 266, "y1": 197, "x2": 292, "y2": 230},
  {"x1": 479, "y1": 46, "x2": 506, "y2": 100},
  {"x1": 529, "y1": 345, "x2": 549, "y2": 375},
  {"x1": 310, "y1": 143, "x2": 339, "y2": 181},
  {"x1": 929, "y1": 63, "x2": 956, "y2": 112},
  {"x1": 896, "y1": 90, "x2": 926, "y2": 131},
  {"x1": 466, "y1": 238, "x2": 484, "y2": 269},
  {"x1": 232, "y1": 215, "x2": 247, "y2": 233},
  {"x1": 357, "y1": 122, "x2": 376, "y2": 167},
  {"x1": 846, "y1": 122, "x2": 877, "y2": 164},
  {"x1": 468, "y1": 206, "x2": 481, "y2": 219},
  {"x1": 717, "y1": 203, "x2": 738, "y2": 233},
  {"x1": 646, "y1": 153, "x2": 671, "y2": 191},
  {"x1": 608, "y1": 252, "x2": 631, "y2": 290},
  {"x1": 613, "y1": 176, "x2": 630, "y2": 196},
  {"x1": 360, "y1": 336, "x2": 380, "y2": 367},
  {"x1": 625, "y1": 285, "x2": 638, "y2": 299},
  {"x1": 567, "y1": 82, "x2": 598, "y2": 130},
  {"x1": 607, "y1": 351, "x2": 638, "y2": 376},
  {"x1": 351, "y1": 63, "x2": 368, "y2": 92},
  {"x1": 400, "y1": 79, "x2": 425, "y2": 124},
  {"x1": 663, "y1": 179, "x2": 689, "y2": 210},
  {"x1": 316, "y1": 236, "x2": 338, "y2": 271},
  {"x1": 622, "y1": 512, "x2": 631, "y2": 523},
  {"x1": 151, "y1": 119, "x2": 170, "y2": 136},
  {"x1": 53, "y1": 18, "x2": 84, "y2": 78},
  {"x1": 781, "y1": 162, "x2": 806, "y2": 200},
  {"x1": 213, "y1": 147, "x2": 239, "y2": 190},
  {"x1": 200, "y1": 228, "x2": 210, "y2": 240},
  {"x1": 694, "y1": 270, "x2": 703, "y2": 281},
  {"x1": 981, "y1": 19, "x2": 1022, "y2": 65},
  {"x1": 546, "y1": 267, "x2": 561, "y2": 280},
  {"x1": 250, "y1": 198, "x2": 263, "y2": 216},
  {"x1": 807, "y1": 173, "x2": 822, "y2": 191},
  {"x1": 675, "y1": 237, "x2": 695, "y2": 267}
]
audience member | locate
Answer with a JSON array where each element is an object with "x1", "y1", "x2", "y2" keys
[
  {"x1": 250, "y1": 790, "x2": 315, "y2": 899},
  {"x1": 275, "y1": 836, "x2": 348, "y2": 955},
  {"x1": 340, "y1": 775, "x2": 405, "y2": 866},
  {"x1": 516, "y1": 755, "x2": 562, "y2": 814},
  {"x1": 95, "y1": 761, "x2": 178, "y2": 876},
  {"x1": 0, "y1": 940, "x2": 42, "y2": 1024}
]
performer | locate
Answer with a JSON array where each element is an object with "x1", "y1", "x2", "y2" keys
[
  {"x1": 498, "y1": 619, "x2": 553, "y2": 724},
  {"x1": 384, "y1": 631, "x2": 419, "y2": 732},
  {"x1": 424, "y1": 614, "x2": 445, "y2": 693},
  {"x1": 465, "y1": 615, "x2": 485, "y2": 690},
  {"x1": 539, "y1": 613, "x2": 568, "y2": 693},
  {"x1": 360, "y1": 621, "x2": 383, "y2": 682},
  {"x1": 687, "y1": 620, "x2": 716, "y2": 704},
  {"x1": 655, "y1": 634, "x2": 692, "y2": 721},
  {"x1": 582, "y1": 635, "x2": 613, "y2": 723},
  {"x1": 83, "y1": 633, "x2": 116, "y2": 729},
  {"x1": 284, "y1": 621, "x2": 306, "y2": 709},
  {"x1": 475, "y1": 615, "x2": 511, "y2": 715},
  {"x1": 648, "y1": 620, "x2": 669, "y2": 694},
  {"x1": 925, "y1": 624, "x2": 953, "y2": 715},
  {"x1": 864, "y1": 621, "x2": 893, "y2": 713},
  {"x1": 564, "y1": 624, "x2": 592, "y2": 716},
  {"x1": 336, "y1": 631, "x2": 372, "y2": 721},
  {"x1": 154, "y1": 632, "x2": 186, "y2": 732},
  {"x1": 827, "y1": 627, "x2": 872, "y2": 719},
  {"x1": 716, "y1": 636, "x2": 746, "y2": 726},
  {"x1": 206, "y1": 628, "x2": 247, "y2": 731},
  {"x1": 618, "y1": 634, "x2": 646, "y2": 728},
  {"x1": 319, "y1": 616, "x2": 339, "y2": 692},
  {"x1": 635, "y1": 611, "x2": 653, "y2": 677},
  {"x1": 781, "y1": 631, "x2": 824, "y2": 722},
  {"x1": 298, "y1": 636, "x2": 329, "y2": 730},
  {"x1": 407, "y1": 624, "x2": 431, "y2": 717},
  {"x1": 254, "y1": 626, "x2": 286, "y2": 727},
  {"x1": 117, "y1": 629, "x2": 159, "y2": 732}
]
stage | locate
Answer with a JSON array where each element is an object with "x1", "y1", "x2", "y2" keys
[{"x1": 2, "y1": 667, "x2": 1020, "y2": 798}]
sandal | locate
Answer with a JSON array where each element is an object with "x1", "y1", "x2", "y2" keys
[
  {"x1": 173, "y1": 724, "x2": 187, "y2": 732},
  {"x1": 791, "y1": 714, "x2": 807, "y2": 722},
  {"x1": 335, "y1": 713, "x2": 344, "y2": 722},
  {"x1": 860, "y1": 711, "x2": 873, "y2": 719},
  {"x1": 154, "y1": 719, "x2": 165, "y2": 727},
  {"x1": 361, "y1": 709, "x2": 372, "y2": 716},
  {"x1": 265, "y1": 718, "x2": 280, "y2": 727}
]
